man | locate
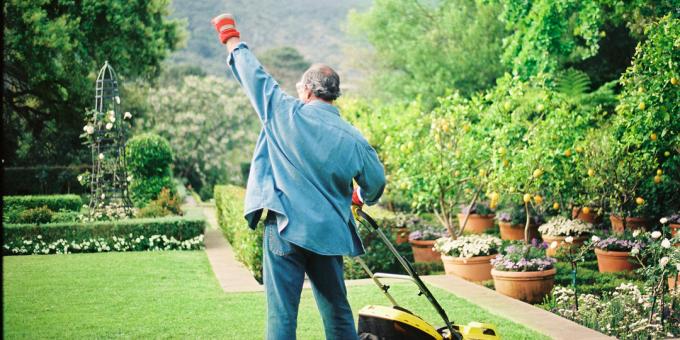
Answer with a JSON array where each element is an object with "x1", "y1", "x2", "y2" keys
[{"x1": 212, "y1": 14, "x2": 386, "y2": 340}]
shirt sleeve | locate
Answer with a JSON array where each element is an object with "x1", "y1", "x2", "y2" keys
[
  {"x1": 354, "y1": 143, "x2": 386, "y2": 206},
  {"x1": 227, "y1": 42, "x2": 297, "y2": 124}
]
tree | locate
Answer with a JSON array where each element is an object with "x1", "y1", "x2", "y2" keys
[
  {"x1": 258, "y1": 47, "x2": 311, "y2": 95},
  {"x1": 348, "y1": 0, "x2": 507, "y2": 107},
  {"x1": 3, "y1": 0, "x2": 184, "y2": 166},
  {"x1": 138, "y1": 75, "x2": 258, "y2": 198}
]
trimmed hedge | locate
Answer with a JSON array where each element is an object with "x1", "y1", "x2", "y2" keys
[
  {"x1": 214, "y1": 185, "x2": 264, "y2": 283},
  {"x1": 3, "y1": 216, "x2": 206, "y2": 255},
  {"x1": 4, "y1": 195, "x2": 83, "y2": 212}
]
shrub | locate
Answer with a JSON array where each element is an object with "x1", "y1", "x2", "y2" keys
[
  {"x1": 4, "y1": 195, "x2": 82, "y2": 212},
  {"x1": 17, "y1": 206, "x2": 54, "y2": 224},
  {"x1": 51, "y1": 210, "x2": 80, "y2": 223},
  {"x1": 3, "y1": 216, "x2": 205, "y2": 255},
  {"x1": 214, "y1": 185, "x2": 264, "y2": 283},
  {"x1": 126, "y1": 133, "x2": 175, "y2": 207},
  {"x1": 136, "y1": 204, "x2": 173, "y2": 218},
  {"x1": 434, "y1": 234, "x2": 503, "y2": 258},
  {"x1": 491, "y1": 242, "x2": 557, "y2": 271}
]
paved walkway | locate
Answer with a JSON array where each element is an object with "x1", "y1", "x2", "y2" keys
[{"x1": 194, "y1": 200, "x2": 612, "y2": 339}]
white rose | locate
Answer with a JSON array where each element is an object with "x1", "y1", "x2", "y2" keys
[
  {"x1": 660, "y1": 217, "x2": 668, "y2": 224},
  {"x1": 633, "y1": 230, "x2": 641, "y2": 237},
  {"x1": 100, "y1": 193, "x2": 105, "y2": 200},
  {"x1": 98, "y1": 153, "x2": 105, "y2": 160},
  {"x1": 661, "y1": 238, "x2": 671, "y2": 249},
  {"x1": 591, "y1": 235, "x2": 600, "y2": 242},
  {"x1": 631, "y1": 247, "x2": 640, "y2": 255},
  {"x1": 565, "y1": 236, "x2": 574, "y2": 244},
  {"x1": 115, "y1": 96, "x2": 121, "y2": 104},
  {"x1": 109, "y1": 116, "x2": 116, "y2": 123},
  {"x1": 77, "y1": 175, "x2": 83, "y2": 182},
  {"x1": 550, "y1": 241, "x2": 558, "y2": 249},
  {"x1": 651, "y1": 231, "x2": 662, "y2": 239},
  {"x1": 659, "y1": 256, "x2": 669, "y2": 267},
  {"x1": 124, "y1": 112, "x2": 132, "y2": 119},
  {"x1": 105, "y1": 123, "x2": 113, "y2": 130}
]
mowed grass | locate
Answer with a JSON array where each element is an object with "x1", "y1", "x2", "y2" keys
[{"x1": 3, "y1": 251, "x2": 547, "y2": 339}]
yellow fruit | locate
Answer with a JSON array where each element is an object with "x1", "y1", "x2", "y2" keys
[
  {"x1": 553, "y1": 202, "x2": 560, "y2": 210},
  {"x1": 588, "y1": 168, "x2": 595, "y2": 177},
  {"x1": 463, "y1": 124, "x2": 471, "y2": 132},
  {"x1": 523, "y1": 194, "x2": 532, "y2": 203},
  {"x1": 490, "y1": 192, "x2": 500, "y2": 201},
  {"x1": 654, "y1": 175, "x2": 662, "y2": 184},
  {"x1": 400, "y1": 144, "x2": 408, "y2": 152},
  {"x1": 498, "y1": 147, "x2": 506, "y2": 156},
  {"x1": 599, "y1": 30, "x2": 606, "y2": 38},
  {"x1": 665, "y1": 151, "x2": 671, "y2": 157},
  {"x1": 575, "y1": 146, "x2": 584, "y2": 153},
  {"x1": 635, "y1": 197, "x2": 645, "y2": 205},
  {"x1": 503, "y1": 102, "x2": 511, "y2": 111},
  {"x1": 385, "y1": 136, "x2": 392, "y2": 144},
  {"x1": 582, "y1": 207, "x2": 591, "y2": 215},
  {"x1": 657, "y1": 169, "x2": 663, "y2": 175},
  {"x1": 564, "y1": 149, "x2": 572, "y2": 157},
  {"x1": 399, "y1": 182, "x2": 408, "y2": 190},
  {"x1": 454, "y1": 171, "x2": 460, "y2": 177},
  {"x1": 533, "y1": 169, "x2": 543, "y2": 178},
  {"x1": 478, "y1": 169, "x2": 487, "y2": 177},
  {"x1": 536, "y1": 104, "x2": 545, "y2": 112},
  {"x1": 503, "y1": 159, "x2": 510, "y2": 167},
  {"x1": 672, "y1": 77, "x2": 679, "y2": 85},
  {"x1": 534, "y1": 195, "x2": 543, "y2": 204},
  {"x1": 650, "y1": 133, "x2": 657, "y2": 141},
  {"x1": 638, "y1": 102, "x2": 646, "y2": 110},
  {"x1": 407, "y1": 141, "x2": 415, "y2": 150}
]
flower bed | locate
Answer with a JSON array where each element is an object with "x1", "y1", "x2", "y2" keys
[{"x1": 3, "y1": 216, "x2": 205, "y2": 255}]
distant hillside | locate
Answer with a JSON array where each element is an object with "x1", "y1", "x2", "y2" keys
[{"x1": 169, "y1": 0, "x2": 371, "y2": 80}]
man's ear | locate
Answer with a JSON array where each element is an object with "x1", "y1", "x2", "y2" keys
[{"x1": 304, "y1": 89, "x2": 313, "y2": 103}]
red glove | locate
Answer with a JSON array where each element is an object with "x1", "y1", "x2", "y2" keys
[
  {"x1": 352, "y1": 187, "x2": 364, "y2": 207},
  {"x1": 211, "y1": 13, "x2": 241, "y2": 44}
]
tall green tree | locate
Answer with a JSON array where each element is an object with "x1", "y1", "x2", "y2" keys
[
  {"x1": 3, "y1": 0, "x2": 184, "y2": 165},
  {"x1": 348, "y1": 0, "x2": 507, "y2": 106},
  {"x1": 258, "y1": 47, "x2": 311, "y2": 95}
]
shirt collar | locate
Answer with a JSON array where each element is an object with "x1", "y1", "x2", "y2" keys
[{"x1": 307, "y1": 100, "x2": 340, "y2": 116}]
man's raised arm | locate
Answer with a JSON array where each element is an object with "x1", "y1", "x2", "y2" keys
[{"x1": 211, "y1": 13, "x2": 296, "y2": 124}]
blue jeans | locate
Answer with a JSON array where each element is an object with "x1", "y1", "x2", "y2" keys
[{"x1": 263, "y1": 221, "x2": 358, "y2": 340}]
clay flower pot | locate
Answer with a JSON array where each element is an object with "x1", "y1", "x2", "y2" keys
[
  {"x1": 393, "y1": 227, "x2": 409, "y2": 245},
  {"x1": 541, "y1": 235, "x2": 589, "y2": 257},
  {"x1": 594, "y1": 248, "x2": 640, "y2": 273},
  {"x1": 491, "y1": 268, "x2": 556, "y2": 304},
  {"x1": 409, "y1": 239, "x2": 441, "y2": 263},
  {"x1": 457, "y1": 213, "x2": 496, "y2": 234},
  {"x1": 441, "y1": 254, "x2": 495, "y2": 282},
  {"x1": 498, "y1": 221, "x2": 538, "y2": 241},
  {"x1": 571, "y1": 207, "x2": 601, "y2": 224},
  {"x1": 609, "y1": 215, "x2": 652, "y2": 233}
]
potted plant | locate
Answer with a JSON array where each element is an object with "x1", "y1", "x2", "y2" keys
[
  {"x1": 571, "y1": 206, "x2": 602, "y2": 224},
  {"x1": 538, "y1": 216, "x2": 593, "y2": 257},
  {"x1": 496, "y1": 204, "x2": 542, "y2": 241},
  {"x1": 434, "y1": 234, "x2": 503, "y2": 282},
  {"x1": 408, "y1": 225, "x2": 448, "y2": 263},
  {"x1": 661, "y1": 214, "x2": 680, "y2": 238},
  {"x1": 391, "y1": 214, "x2": 427, "y2": 245},
  {"x1": 591, "y1": 232, "x2": 644, "y2": 273},
  {"x1": 490, "y1": 241, "x2": 558, "y2": 304},
  {"x1": 457, "y1": 202, "x2": 496, "y2": 234}
]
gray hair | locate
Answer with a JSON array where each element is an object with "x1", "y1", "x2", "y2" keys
[{"x1": 300, "y1": 64, "x2": 341, "y2": 101}]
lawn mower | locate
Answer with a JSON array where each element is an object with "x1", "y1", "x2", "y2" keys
[{"x1": 353, "y1": 208, "x2": 500, "y2": 340}]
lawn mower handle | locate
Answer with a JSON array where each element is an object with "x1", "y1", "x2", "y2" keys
[{"x1": 355, "y1": 208, "x2": 459, "y2": 340}]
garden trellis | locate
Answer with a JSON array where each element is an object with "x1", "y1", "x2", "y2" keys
[{"x1": 85, "y1": 61, "x2": 134, "y2": 217}]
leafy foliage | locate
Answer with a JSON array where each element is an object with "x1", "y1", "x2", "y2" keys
[{"x1": 126, "y1": 134, "x2": 175, "y2": 206}]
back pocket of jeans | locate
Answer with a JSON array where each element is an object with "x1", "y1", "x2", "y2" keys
[{"x1": 266, "y1": 224, "x2": 294, "y2": 256}]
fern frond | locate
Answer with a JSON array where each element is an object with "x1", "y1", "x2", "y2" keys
[{"x1": 556, "y1": 69, "x2": 591, "y2": 97}]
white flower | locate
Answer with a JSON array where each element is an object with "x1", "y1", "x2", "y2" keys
[
  {"x1": 659, "y1": 257, "x2": 669, "y2": 267},
  {"x1": 651, "y1": 231, "x2": 662, "y2": 239},
  {"x1": 676, "y1": 263, "x2": 680, "y2": 271},
  {"x1": 660, "y1": 217, "x2": 669, "y2": 224},
  {"x1": 591, "y1": 235, "x2": 600, "y2": 242},
  {"x1": 109, "y1": 116, "x2": 116, "y2": 123},
  {"x1": 105, "y1": 123, "x2": 113, "y2": 130},
  {"x1": 631, "y1": 247, "x2": 640, "y2": 255},
  {"x1": 77, "y1": 175, "x2": 83, "y2": 182},
  {"x1": 124, "y1": 112, "x2": 132, "y2": 119},
  {"x1": 565, "y1": 236, "x2": 574, "y2": 244},
  {"x1": 98, "y1": 153, "x2": 105, "y2": 160},
  {"x1": 115, "y1": 96, "x2": 121, "y2": 104},
  {"x1": 633, "y1": 229, "x2": 641, "y2": 237},
  {"x1": 661, "y1": 238, "x2": 671, "y2": 249},
  {"x1": 550, "y1": 241, "x2": 558, "y2": 249},
  {"x1": 100, "y1": 193, "x2": 106, "y2": 199}
]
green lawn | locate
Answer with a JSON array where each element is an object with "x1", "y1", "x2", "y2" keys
[{"x1": 3, "y1": 251, "x2": 547, "y2": 339}]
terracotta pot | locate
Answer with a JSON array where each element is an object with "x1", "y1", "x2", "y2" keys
[
  {"x1": 409, "y1": 239, "x2": 441, "y2": 263},
  {"x1": 571, "y1": 207, "x2": 601, "y2": 224},
  {"x1": 491, "y1": 268, "x2": 556, "y2": 304},
  {"x1": 541, "y1": 235, "x2": 589, "y2": 257},
  {"x1": 457, "y1": 213, "x2": 496, "y2": 234},
  {"x1": 609, "y1": 215, "x2": 652, "y2": 233},
  {"x1": 594, "y1": 248, "x2": 640, "y2": 273},
  {"x1": 670, "y1": 223, "x2": 680, "y2": 238},
  {"x1": 393, "y1": 227, "x2": 409, "y2": 245},
  {"x1": 441, "y1": 254, "x2": 495, "y2": 282},
  {"x1": 498, "y1": 221, "x2": 539, "y2": 241},
  {"x1": 670, "y1": 273, "x2": 679, "y2": 291}
]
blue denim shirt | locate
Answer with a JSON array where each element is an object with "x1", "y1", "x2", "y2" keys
[{"x1": 227, "y1": 42, "x2": 386, "y2": 256}]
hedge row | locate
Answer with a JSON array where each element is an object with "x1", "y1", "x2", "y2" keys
[
  {"x1": 4, "y1": 195, "x2": 83, "y2": 212},
  {"x1": 3, "y1": 165, "x2": 89, "y2": 195},
  {"x1": 214, "y1": 185, "x2": 440, "y2": 282},
  {"x1": 3, "y1": 216, "x2": 206, "y2": 255},
  {"x1": 214, "y1": 185, "x2": 264, "y2": 283}
]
